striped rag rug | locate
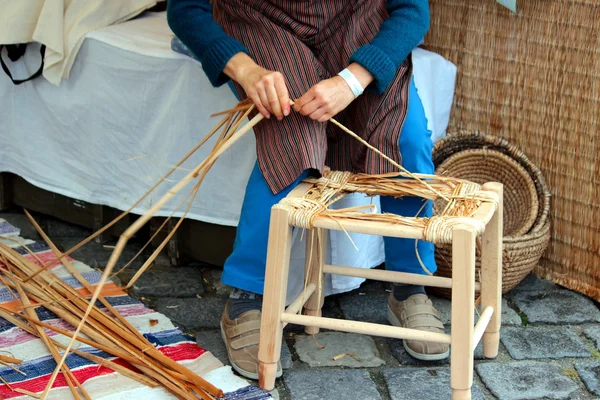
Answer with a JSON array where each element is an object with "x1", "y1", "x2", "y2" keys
[{"x1": 0, "y1": 218, "x2": 272, "y2": 400}]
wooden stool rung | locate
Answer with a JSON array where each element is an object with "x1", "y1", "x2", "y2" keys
[
  {"x1": 280, "y1": 313, "x2": 452, "y2": 344},
  {"x1": 282, "y1": 284, "x2": 316, "y2": 329},
  {"x1": 310, "y1": 217, "x2": 423, "y2": 240},
  {"x1": 323, "y1": 264, "x2": 481, "y2": 291},
  {"x1": 473, "y1": 306, "x2": 494, "y2": 351}
]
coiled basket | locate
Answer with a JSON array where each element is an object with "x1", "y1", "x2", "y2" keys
[{"x1": 431, "y1": 130, "x2": 551, "y2": 297}]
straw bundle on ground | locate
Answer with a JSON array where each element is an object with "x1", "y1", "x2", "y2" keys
[
  {"x1": 0, "y1": 214, "x2": 224, "y2": 400},
  {"x1": 425, "y1": 0, "x2": 600, "y2": 300}
]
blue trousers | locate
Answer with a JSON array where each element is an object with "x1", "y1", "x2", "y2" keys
[{"x1": 222, "y1": 79, "x2": 437, "y2": 295}]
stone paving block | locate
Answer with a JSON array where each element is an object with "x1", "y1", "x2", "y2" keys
[
  {"x1": 207, "y1": 269, "x2": 232, "y2": 297},
  {"x1": 511, "y1": 290, "x2": 600, "y2": 324},
  {"x1": 575, "y1": 361, "x2": 600, "y2": 396},
  {"x1": 497, "y1": 298, "x2": 524, "y2": 326},
  {"x1": 156, "y1": 297, "x2": 227, "y2": 330},
  {"x1": 195, "y1": 330, "x2": 293, "y2": 369},
  {"x1": 129, "y1": 267, "x2": 205, "y2": 297},
  {"x1": 501, "y1": 326, "x2": 590, "y2": 360},
  {"x1": 584, "y1": 326, "x2": 600, "y2": 350},
  {"x1": 56, "y1": 237, "x2": 146, "y2": 270},
  {"x1": 340, "y1": 295, "x2": 387, "y2": 324},
  {"x1": 512, "y1": 274, "x2": 558, "y2": 292},
  {"x1": 383, "y1": 367, "x2": 484, "y2": 400},
  {"x1": 280, "y1": 342, "x2": 293, "y2": 370},
  {"x1": 295, "y1": 332, "x2": 384, "y2": 368},
  {"x1": 284, "y1": 369, "x2": 381, "y2": 400},
  {"x1": 476, "y1": 361, "x2": 579, "y2": 400}
]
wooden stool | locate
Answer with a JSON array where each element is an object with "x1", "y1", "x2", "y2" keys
[{"x1": 257, "y1": 171, "x2": 503, "y2": 400}]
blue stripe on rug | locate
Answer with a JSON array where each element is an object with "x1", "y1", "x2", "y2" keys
[
  {"x1": 12, "y1": 242, "x2": 51, "y2": 255},
  {"x1": 144, "y1": 329, "x2": 195, "y2": 346},
  {"x1": 224, "y1": 386, "x2": 272, "y2": 400},
  {"x1": 0, "y1": 221, "x2": 19, "y2": 236}
]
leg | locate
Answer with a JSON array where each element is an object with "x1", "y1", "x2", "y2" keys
[
  {"x1": 451, "y1": 225, "x2": 477, "y2": 400},
  {"x1": 219, "y1": 165, "x2": 310, "y2": 382},
  {"x1": 480, "y1": 183, "x2": 503, "y2": 358},
  {"x1": 369, "y1": 78, "x2": 448, "y2": 360},
  {"x1": 303, "y1": 228, "x2": 326, "y2": 335},
  {"x1": 221, "y1": 163, "x2": 310, "y2": 295},
  {"x1": 258, "y1": 206, "x2": 293, "y2": 391},
  {"x1": 379, "y1": 78, "x2": 436, "y2": 276}
]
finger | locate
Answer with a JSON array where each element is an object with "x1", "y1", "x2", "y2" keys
[
  {"x1": 248, "y1": 90, "x2": 270, "y2": 119},
  {"x1": 317, "y1": 112, "x2": 332, "y2": 122},
  {"x1": 257, "y1": 85, "x2": 271, "y2": 116},
  {"x1": 299, "y1": 98, "x2": 323, "y2": 116},
  {"x1": 308, "y1": 106, "x2": 329, "y2": 122},
  {"x1": 273, "y1": 74, "x2": 291, "y2": 116},
  {"x1": 266, "y1": 84, "x2": 283, "y2": 120},
  {"x1": 294, "y1": 89, "x2": 315, "y2": 112}
]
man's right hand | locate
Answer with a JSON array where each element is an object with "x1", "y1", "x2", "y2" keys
[{"x1": 224, "y1": 53, "x2": 290, "y2": 120}]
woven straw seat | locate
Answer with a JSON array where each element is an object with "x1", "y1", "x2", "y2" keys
[{"x1": 257, "y1": 170, "x2": 504, "y2": 400}]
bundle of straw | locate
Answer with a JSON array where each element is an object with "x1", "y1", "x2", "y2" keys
[{"x1": 0, "y1": 212, "x2": 224, "y2": 400}]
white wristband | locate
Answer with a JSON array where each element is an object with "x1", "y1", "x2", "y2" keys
[{"x1": 337, "y1": 68, "x2": 364, "y2": 98}]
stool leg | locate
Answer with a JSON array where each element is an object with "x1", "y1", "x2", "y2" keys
[
  {"x1": 481, "y1": 183, "x2": 503, "y2": 358},
  {"x1": 303, "y1": 228, "x2": 326, "y2": 335},
  {"x1": 451, "y1": 225, "x2": 477, "y2": 400},
  {"x1": 258, "y1": 207, "x2": 293, "y2": 391}
]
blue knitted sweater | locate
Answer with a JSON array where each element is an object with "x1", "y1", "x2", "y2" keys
[{"x1": 167, "y1": 0, "x2": 429, "y2": 93}]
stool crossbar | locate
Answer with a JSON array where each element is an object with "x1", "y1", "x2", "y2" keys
[{"x1": 257, "y1": 171, "x2": 503, "y2": 400}]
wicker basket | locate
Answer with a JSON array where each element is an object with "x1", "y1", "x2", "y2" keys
[
  {"x1": 431, "y1": 131, "x2": 551, "y2": 298},
  {"x1": 436, "y1": 148, "x2": 539, "y2": 236}
]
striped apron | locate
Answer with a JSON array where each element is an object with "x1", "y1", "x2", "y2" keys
[{"x1": 213, "y1": 0, "x2": 413, "y2": 193}]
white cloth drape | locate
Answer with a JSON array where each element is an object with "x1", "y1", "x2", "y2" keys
[{"x1": 0, "y1": 0, "x2": 160, "y2": 85}]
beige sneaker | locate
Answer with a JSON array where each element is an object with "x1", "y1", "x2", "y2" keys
[
  {"x1": 220, "y1": 303, "x2": 282, "y2": 380},
  {"x1": 387, "y1": 293, "x2": 450, "y2": 361}
]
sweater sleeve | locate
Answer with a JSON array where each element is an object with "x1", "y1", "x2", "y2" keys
[
  {"x1": 349, "y1": 0, "x2": 430, "y2": 93},
  {"x1": 167, "y1": 0, "x2": 248, "y2": 87}
]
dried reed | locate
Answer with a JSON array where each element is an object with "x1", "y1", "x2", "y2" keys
[{"x1": 0, "y1": 224, "x2": 224, "y2": 399}]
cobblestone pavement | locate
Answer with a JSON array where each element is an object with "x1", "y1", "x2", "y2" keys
[{"x1": 2, "y1": 210, "x2": 600, "y2": 400}]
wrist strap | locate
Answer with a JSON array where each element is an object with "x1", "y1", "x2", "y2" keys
[{"x1": 337, "y1": 68, "x2": 364, "y2": 98}]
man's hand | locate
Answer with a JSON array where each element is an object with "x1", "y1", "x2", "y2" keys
[{"x1": 224, "y1": 53, "x2": 290, "y2": 120}]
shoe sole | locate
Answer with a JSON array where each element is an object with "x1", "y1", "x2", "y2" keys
[
  {"x1": 387, "y1": 305, "x2": 450, "y2": 361},
  {"x1": 220, "y1": 321, "x2": 283, "y2": 381}
]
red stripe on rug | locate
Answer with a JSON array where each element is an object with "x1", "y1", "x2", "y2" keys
[{"x1": 0, "y1": 343, "x2": 207, "y2": 398}]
